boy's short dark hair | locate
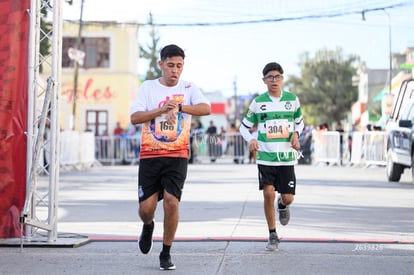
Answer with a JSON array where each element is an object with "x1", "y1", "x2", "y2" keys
[
  {"x1": 160, "y1": 44, "x2": 185, "y2": 60},
  {"x1": 262, "y1": 62, "x2": 284, "y2": 76}
]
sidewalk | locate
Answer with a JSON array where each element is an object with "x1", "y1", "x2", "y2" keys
[{"x1": 1, "y1": 164, "x2": 413, "y2": 274}]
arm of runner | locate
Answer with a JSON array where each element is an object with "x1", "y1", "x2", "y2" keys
[
  {"x1": 130, "y1": 99, "x2": 177, "y2": 125},
  {"x1": 239, "y1": 123, "x2": 258, "y2": 152},
  {"x1": 180, "y1": 103, "x2": 210, "y2": 116}
]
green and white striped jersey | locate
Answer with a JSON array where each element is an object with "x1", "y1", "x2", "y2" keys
[{"x1": 241, "y1": 90, "x2": 304, "y2": 166}]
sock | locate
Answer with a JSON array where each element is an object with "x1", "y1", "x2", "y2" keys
[
  {"x1": 144, "y1": 220, "x2": 154, "y2": 230},
  {"x1": 161, "y1": 244, "x2": 171, "y2": 256},
  {"x1": 278, "y1": 198, "x2": 286, "y2": 209},
  {"x1": 269, "y1": 229, "x2": 276, "y2": 234}
]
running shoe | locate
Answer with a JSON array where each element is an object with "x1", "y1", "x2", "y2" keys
[
  {"x1": 138, "y1": 220, "x2": 154, "y2": 254},
  {"x1": 278, "y1": 196, "x2": 290, "y2": 226},
  {"x1": 265, "y1": 232, "x2": 279, "y2": 251},
  {"x1": 159, "y1": 253, "x2": 176, "y2": 270}
]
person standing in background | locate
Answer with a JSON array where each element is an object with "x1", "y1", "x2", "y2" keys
[
  {"x1": 335, "y1": 121, "x2": 345, "y2": 165},
  {"x1": 113, "y1": 122, "x2": 124, "y2": 159},
  {"x1": 205, "y1": 120, "x2": 218, "y2": 162}
]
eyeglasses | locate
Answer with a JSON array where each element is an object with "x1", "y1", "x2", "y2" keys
[{"x1": 264, "y1": 74, "x2": 283, "y2": 81}]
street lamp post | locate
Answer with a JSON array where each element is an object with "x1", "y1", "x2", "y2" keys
[
  {"x1": 382, "y1": 8, "x2": 392, "y2": 94},
  {"x1": 362, "y1": 9, "x2": 392, "y2": 94},
  {"x1": 71, "y1": 0, "x2": 85, "y2": 130}
]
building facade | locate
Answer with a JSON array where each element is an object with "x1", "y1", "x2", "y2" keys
[
  {"x1": 352, "y1": 47, "x2": 413, "y2": 128},
  {"x1": 43, "y1": 21, "x2": 140, "y2": 136}
]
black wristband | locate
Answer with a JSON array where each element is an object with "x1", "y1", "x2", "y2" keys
[{"x1": 178, "y1": 104, "x2": 183, "y2": 112}]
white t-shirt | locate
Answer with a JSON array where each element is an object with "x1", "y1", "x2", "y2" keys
[{"x1": 130, "y1": 79, "x2": 210, "y2": 159}]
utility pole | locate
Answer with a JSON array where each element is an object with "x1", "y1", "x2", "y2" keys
[
  {"x1": 362, "y1": 8, "x2": 392, "y2": 94},
  {"x1": 382, "y1": 8, "x2": 392, "y2": 94},
  {"x1": 72, "y1": 0, "x2": 85, "y2": 130},
  {"x1": 233, "y1": 76, "x2": 238, "y2": 123}
]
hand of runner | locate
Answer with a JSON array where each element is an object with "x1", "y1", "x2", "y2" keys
[
  {"x1": 162, "y1": 99, "x2": 178, "y2": 113},
  {"x1": 248, "y1": 139, "x2": 259, "y2": 152},
  {"x1": 166, "y1": 109, "x2": 177, "y2": 125},
  {"x1": 290, "y1": 133, "x2": 300, "y2": 150}
]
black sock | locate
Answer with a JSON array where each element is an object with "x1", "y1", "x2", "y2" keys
[
  {"x1": 161, "y1": 244, "x2": 171, "y2": 256},
  {"x1": 144, "y1": 220, "x2": 154, "y2": 230},
  {"x1": 269, "y1": 229, "x2": 276, "y2": 234},
  {"x1": 278, "y1": 198, "x2": 286, "y2": 209}
]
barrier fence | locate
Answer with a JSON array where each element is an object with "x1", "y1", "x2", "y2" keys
[
  {"x1": 51, "y1": 131, "x2": 387, "y2": 168},
  {"x1": 41, "y1": 131, "x2": 98, "y2": 171},
  {"x1": 313, "y1": 131, "x2": 341, "y2": 165},
  {"x1": 93, "y1": 133, "x2": 250, "y2": 165},
  {"x1": 313, "y1": 130, "x2": 387, "y2": 167},
  {"x1": 350, "y1": 131, "x2": 387, "y2": 167}
]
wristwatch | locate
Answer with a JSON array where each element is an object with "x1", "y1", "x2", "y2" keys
[{"x1": 178, "y1": 103, "x2": 183, "y2": 112}]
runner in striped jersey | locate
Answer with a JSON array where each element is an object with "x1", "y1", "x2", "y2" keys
[{"x1": 239, "y1": 62, "x2": 304, "y2": 251}]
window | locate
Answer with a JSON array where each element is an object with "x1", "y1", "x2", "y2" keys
[
  {"x1": 86, "y1": 110, "x2": 108, "y2": 136},
  {"x1": 62, "y1": 37, "x2": 110, "y2": 68}
]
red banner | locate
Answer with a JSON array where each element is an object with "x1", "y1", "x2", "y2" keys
[{"x1": 0, "y1": 0, "x2": 30, "y2": 238}]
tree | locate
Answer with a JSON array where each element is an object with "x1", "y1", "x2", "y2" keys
[
  {"x1": 140, "y1": 13, "x2": 162, "y2": 80},
  {"x1": 284, "y1": 47, "x2": 359, "y2": 127}
]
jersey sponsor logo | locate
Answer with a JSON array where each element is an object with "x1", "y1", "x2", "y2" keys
[
  {"x1": 274, "y1": 152, "x2": 296, "y2": 162},
  {"x1": 260, "y1": 104, "x2": 267, "y2": 111},
  {"x1": 285, "y1": 101, "x2": 292, "y2": 110},
  {"x1": 172, "y1": 94, "x2": 184, "y2": 103}
]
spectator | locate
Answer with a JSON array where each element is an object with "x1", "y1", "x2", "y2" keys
[
  {"x1": 113, "y1": 122, "x2": 124, "y2": 159},
  {"x1": 230, "y1": 123, "x2": 245, "y2": 164},
  {"x1": 205, "y1": 120, "x2": 218, "y2": 162},
  {"x1": 335, "y1": 121, "x2": 344, "y2": 165}
]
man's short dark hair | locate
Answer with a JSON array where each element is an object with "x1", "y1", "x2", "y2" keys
[
  {"x1": 160, "y1": 44, "x2": 185, "y2": 60},
  {"x1": 262, "y1": 62, "x2": 284, "y2": 76}
]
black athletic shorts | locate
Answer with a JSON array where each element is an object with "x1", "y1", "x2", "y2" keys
[
  {"x1": 138, "y1": 157, "x2": 188, "y2": 202},
  {"x1": 257, "y1": 164, "x2": 296, "y2": 195}
]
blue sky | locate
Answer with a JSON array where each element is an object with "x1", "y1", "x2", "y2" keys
[{"x1": 63, "y1": 0, "x2": 414, "y2": 96}]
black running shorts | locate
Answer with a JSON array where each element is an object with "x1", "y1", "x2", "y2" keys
[
  {"x1": 138, "y1": 157, "x2": 188, "y2": 202},
  {"x1": 257, "y1": 164, "x2": 296, "y2": 195}
]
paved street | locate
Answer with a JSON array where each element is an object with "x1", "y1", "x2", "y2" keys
[
  {"x1": 55, "y1": 163, "x2": 414, "y2": 242},
  {"x1": 1, "y1": 163, "x2": 413, "y2": 274}
]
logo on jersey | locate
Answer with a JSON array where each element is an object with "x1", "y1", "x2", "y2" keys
[{"x1": 285, "y1": 101, "x2": 292, "y2": 110}]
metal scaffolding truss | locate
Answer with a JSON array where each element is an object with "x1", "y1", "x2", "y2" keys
[{"x1": 20, "y1": 0, "x2": 62, "y2": 243}]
